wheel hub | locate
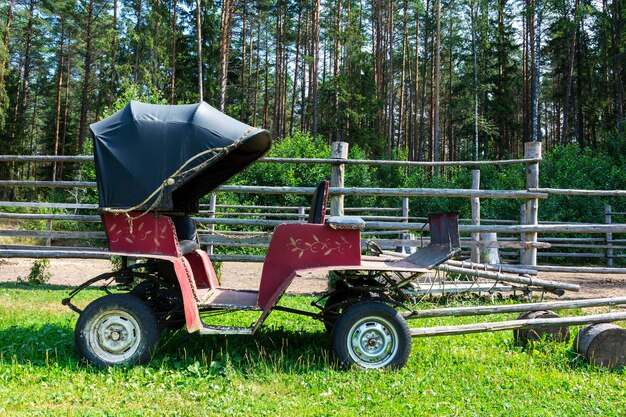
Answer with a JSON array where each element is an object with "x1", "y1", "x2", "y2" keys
[
  {"x1": 348, "y1": 317, "x2": 397, "y2": 368},
  {"x1": 89, "y1": 310, "x2": 142, "y2": 363}
]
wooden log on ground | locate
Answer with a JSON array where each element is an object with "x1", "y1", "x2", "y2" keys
[
  {"x1": 574, "y1": 323, "x2": 626, "y2": 369},
  {"x1": 513, "y1": 310, "x2": 570, "y2": 345}
]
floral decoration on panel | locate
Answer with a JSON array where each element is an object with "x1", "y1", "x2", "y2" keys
[
  {"x1": 287, "y1": 234, "x2": 352, "y2": 258},
  {"x1": 108, "y1": 221, "x2": 169, "y2": 247}
]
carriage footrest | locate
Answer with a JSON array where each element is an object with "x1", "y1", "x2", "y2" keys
[{"x1": 198, "y1": 289, "x2": 260, "y2": 310}]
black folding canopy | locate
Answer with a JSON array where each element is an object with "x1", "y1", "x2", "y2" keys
[{"x1": 91, "y1": 101, "x2": 271, "y2": 213}]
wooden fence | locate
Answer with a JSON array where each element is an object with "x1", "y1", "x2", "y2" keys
[{"x1": 1, "y1": 141, "x2": 626, "y2": 273}]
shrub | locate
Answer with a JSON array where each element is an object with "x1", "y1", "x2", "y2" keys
[{"x1": 18, "y1": 258, "x2": 52, "y2": 285}]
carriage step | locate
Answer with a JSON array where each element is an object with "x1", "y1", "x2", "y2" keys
[
  {"x1": 198, "y1": 324, "x2": 254, "y2": 335},
  {"x1": 198, "y1": 289, "x2": 260, "y2": 310}
]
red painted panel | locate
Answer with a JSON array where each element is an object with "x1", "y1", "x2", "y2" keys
[
  {"x1": 257, "y1": 223, "x2": 361, "y2": 309},
  {"x1": 184, "y1": 250, "x2": 218, "y2": 289},
  {"x1": 102, "y1": 212, "x2": 206, "y2": 331},
  {"x1": 170, "y1": 257, "x2": 203, "y2": 332},
  {"x1": 102, "y1": 212, "x2": 180, "y2": 257}
]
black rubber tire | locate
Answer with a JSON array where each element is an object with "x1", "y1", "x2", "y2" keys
[
  {"x1": 131, "y1": 281, "x2": 185, "y2": 332},
  {"x1": 75, "y1": 294, "x2": 160, "y2": 368},
  {"x1": 322, "y1": 291, "x2": 370, "y2": 332},
  {"x1": 332, "y1": 301, "x2": 411, "y2": 370}
]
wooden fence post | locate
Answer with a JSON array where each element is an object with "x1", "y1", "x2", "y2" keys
[
  {"x1": 46, "y1": 220, "x2": 52, "y2": 246},
  {"x1": 523, "y1": 142, "x2": 541, "y2": 266},
  {"x1": 400, "y1": 197, "x2": 413, "y2": 253},
  {"x1": 606, "y1": 205, "x2": 613, "y2": 267},
  {"x1": 402, "y1": 197, "x2": 410, "y2": 222},
  {"x1": 519, "y1": 204, "x2": 526, "y2": 263},
  {"x1": 330, "y1": 142, "x2": 349, "y2": 216},
  {"x1": 471, "y1": 169, "x2": 481, "y2": 263},
  {"x1": 206, "y1": 194, "x2": 217, "y2": 255}
]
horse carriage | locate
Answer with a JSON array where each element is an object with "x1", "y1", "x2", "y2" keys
[{"x1": 53, "y1": 102, "x2": 626, "y2": 370}]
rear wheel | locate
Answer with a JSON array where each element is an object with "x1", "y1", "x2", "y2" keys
[
  {"x1": 322, "y1": 290, "x2": 371, "y2": 331},
  {"x1": 332, "y1": 301, "x2": 411, "y2": 370},
  {"x1": 75, "y1": 294, "x2": 160, "y2": 368},
  {"x1": 131, "y1": 280, "x2": 185, "y2": 331}
]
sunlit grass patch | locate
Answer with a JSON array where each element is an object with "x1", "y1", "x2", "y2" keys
[{"x1": 0, "y1": 284, "x2": 625, "y2": 416}]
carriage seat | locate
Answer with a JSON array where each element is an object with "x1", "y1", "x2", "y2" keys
[
  {"x1": 326, "y1": 216, "x2": 366, "y2": 230},
  {"x1": 171, "y1": 215, "x2": 200, "y2": 255},
  {"x1": 308, "y1": 181, "x2": 329, "y2": 224}
]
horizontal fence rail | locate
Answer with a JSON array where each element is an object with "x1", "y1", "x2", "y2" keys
[
  {"x1": 0, "y1": 154, "x2": 541, "y2": 167},
  {"x1": 1, "y1": 142, "x2": 624, "y2": 272}
]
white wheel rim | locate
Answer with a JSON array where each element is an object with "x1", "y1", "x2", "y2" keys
[
  {"x1": 87, "y1": 309, "x2": 142, "y2": 364},
  {"x1": 346, "y1": 315, "x2": 398, "y2": 369}
]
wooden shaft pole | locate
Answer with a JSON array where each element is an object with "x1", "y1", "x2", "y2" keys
[
  {"x1": 435, "y1": 263, "x2": 580, "y2": 291},
  {"x1": 409, "y1": 312, "x2": 626, "y2": 338},
  {"x1": 404, "y1": 296, "x2": 626, "y2": 320}
]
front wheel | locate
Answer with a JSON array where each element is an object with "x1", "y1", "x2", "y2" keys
[
  {"x1": 74, "y1": 294, "x2": 160, "y2": 368},
  {"x1": 332, "y1": 301, "x2": 411, "y2": 370}
]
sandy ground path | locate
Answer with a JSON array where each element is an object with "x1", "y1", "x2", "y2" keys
[{"x1": 1, "y1": 257, "x2": 626, "y2": 299}]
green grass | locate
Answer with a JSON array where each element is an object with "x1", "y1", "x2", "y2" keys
[{"x1": 0, "y1": 283, "x2": 625, "y2": 416}]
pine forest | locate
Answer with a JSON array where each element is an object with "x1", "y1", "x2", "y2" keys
[{"x1": 0, "y1": 0, "x2": 624, "y2": 185}]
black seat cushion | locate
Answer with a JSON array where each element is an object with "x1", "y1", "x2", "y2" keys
[
  {"x1": 171, "y1": 215, "x2": 199, "y2": 255},
  {"x1": 179, "y1": 239, "x2": 201, "y2": 255},
  {"x1": 171, "y1": 215, "x2": 198, "y2": 241}
]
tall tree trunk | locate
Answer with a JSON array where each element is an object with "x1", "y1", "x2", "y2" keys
[
  {"x1": 334, "y1": 0, "x2": 342, "y2": 141},
  {"x1": 253, "y1": 14, "x2": 261, "y2": 126},
  {"x1": 289, "y1": 1, "x2": 302, "y2": 136},
  {"x1": 134, "y1": 0, "x2": 142, "y2": 83},
  {"x1": 433, "y1": 0, "x2": 441, "y2": 170},
  {"x1": 387, "y1": 0, "x2": 394, "y2": 154},
  {"x1": 218, "y1": 0, "x2": 233, "y2": 111},
  {"x1": 53, "y1": 18, "x2": 65, "y2": 182},
  {"x1": 399, "y1": 0, "x2": 408, "y2": 152},
  {"x1": 0, "y1": 0, "x2": 15, "y2": 114},
  {"x1": 522, "y1": 1, "x2": 530, "y2": 143},
  {"x1": 612, "y1": 0, "x2": 623, "y2": 126},
  {"x1": 300, "y1": 5, "x2": 309, "y2": 132},
  {"x1": 471, "y1": 0, "x2": 479, "y2": 160},
  {"x1": 78, "y1": 0, "x2": 95, "y2": 154},
  {"x1": 59, "y1": 44, "x2": 71, "y2": 180},
  {"x1": 16, "y1": 0, "x2": 35, "y2": 150},
  {"x1": 411, "y1": 7, "x2": 420, "y2": 161},
  {"x1": 531, "y1": 0, "x2": 542, "y2": 142},
  {"x1": 196, "y1": 0, "x2": 203, "y2": 102},
  {"x1": 272, "y1": 4, "x2": 283, "y2": 137},
  {"x1": 561, "y1": 0, "x2": 580, "y2": 145},
  {"x1": 418, "y1": 0, "x2": 431, "y2": 161},
  {"x1": 169, "y1": 0, "x2": 178, "y2": 104},
  {"x1": 311, "y1": 0, "x2": 321, "y2": 138},
  {"x1": 262, "y1": 25, "x2": 269, "y2": 127},
  {"x1": 576, "y1": 24, "x2": 584, "y2": 144},
  {"x1": 240, "y1": 2, "x2": 247, "y2": 120},
  {"x1": 109, "y1": 0, "x2": 118, "y2": 108}
]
